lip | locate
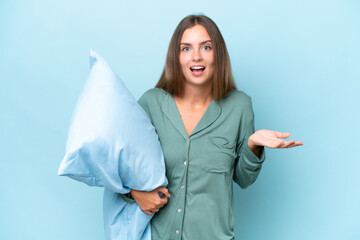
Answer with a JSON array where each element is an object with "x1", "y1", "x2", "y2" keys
[{"x1": 189, "y1": 65, "x2": 206, "y2": 77}]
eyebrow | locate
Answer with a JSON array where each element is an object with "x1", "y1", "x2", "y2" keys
[{"x1": 180, "y1": 40, "x2": 212, "y2": 46}]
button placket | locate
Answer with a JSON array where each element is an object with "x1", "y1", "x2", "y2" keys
[{"x1": 175, "y1": 139, "x2": 189, "y2": 240}]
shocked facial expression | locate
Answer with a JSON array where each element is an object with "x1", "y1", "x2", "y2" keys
[{"x1": 179, "y1": 24, "x2": 214, "y2": 88}]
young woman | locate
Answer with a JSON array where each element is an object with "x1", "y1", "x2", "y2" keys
[{"x1": 129, "y1": 14, "x2": 303, "y2": 239}]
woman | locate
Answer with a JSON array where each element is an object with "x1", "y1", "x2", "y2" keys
[{"x1": 129, "y1": 14, "x2": 303, "y2": 239}]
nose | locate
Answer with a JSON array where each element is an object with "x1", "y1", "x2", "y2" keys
[{"x1": 192, "y1": 48, "x2": 202, "y2": 62}]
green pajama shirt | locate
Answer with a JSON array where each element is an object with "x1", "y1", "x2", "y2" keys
[{"x1": 137, "y1": 88, "x2": 265, "y2": 240}]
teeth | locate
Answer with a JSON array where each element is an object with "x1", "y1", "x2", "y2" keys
[{"x1": 190, "y1": 66, "x2": 205, "y2": 70}]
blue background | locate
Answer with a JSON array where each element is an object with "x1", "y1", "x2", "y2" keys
[{"x1": 1, "y1": 0, "x2": 359, "y2": 239}]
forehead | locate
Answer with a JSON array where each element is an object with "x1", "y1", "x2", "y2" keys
[{"x1": 180, "y1": 24, "x2": 211, "y2": 43}]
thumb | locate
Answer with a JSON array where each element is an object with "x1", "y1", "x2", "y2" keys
[{"x1": 157, "y1": 187, "x2": 171, "y2": 198}]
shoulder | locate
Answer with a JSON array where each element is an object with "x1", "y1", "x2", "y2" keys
[
  {"x1": 138, "y1": 88, "x2": 170, "y2": 112},
  {"x1": 219, "y1": 90, "x2": 253, "y2": 112},
  {"x1": 220, "y1": 91, "x2": 255, "y2": 133},
  {"x1": 138, "y1": 88, "x2": 168, "y2": 104},
  {"x1": 139, "y1": 88, "x2": 169, "y2": 101}
]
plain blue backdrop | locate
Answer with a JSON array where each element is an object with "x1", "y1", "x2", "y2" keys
[{"x1": 1, "y1": 0, "x2": 359, "y2": 239}]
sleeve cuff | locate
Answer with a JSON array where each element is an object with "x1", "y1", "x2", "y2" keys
[
  {"x1": 244, "y1": 141, "x2": 266, "y2": 163},
  {"x1": 119, "y1": 192, "x2": 136, "y2": 204}
]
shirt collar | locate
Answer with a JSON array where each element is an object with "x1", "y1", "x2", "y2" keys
[{"x1": 161, "y1": 90, "x2": 221, "y2": 139}]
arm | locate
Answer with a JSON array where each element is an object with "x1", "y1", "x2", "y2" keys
[
  {"x1": 130, "y1": 187, "x2": 171, "y2": 215},
  {"x1": 233, "y1": 112, "x2": 266, "y2": 189},
  {"x1": 119, "y1": 187, "x2": 170, "y2": 215},
  {"x1": 234, "y1": 129, "x2": 303, "y2": 189}
]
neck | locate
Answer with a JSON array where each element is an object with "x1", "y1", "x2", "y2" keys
[{"x1": 177, "y1": 82, "x2": 213, "y2": 106}]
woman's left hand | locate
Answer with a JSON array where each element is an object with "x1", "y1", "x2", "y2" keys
[{"x1": 248, "y1": 129, "x2": 304, "y2": 149}]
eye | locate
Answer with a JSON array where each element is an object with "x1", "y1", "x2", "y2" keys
[
  {"x1": 182, "y1": 47, "x2": 190, "y2": 52},
  {"x1": 202, "y1": 45, "x2": 212, "y2": 50}
]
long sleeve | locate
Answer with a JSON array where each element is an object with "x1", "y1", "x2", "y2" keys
[{"x1": 233, "y1": 102, "x2": 265, "y2": 189}]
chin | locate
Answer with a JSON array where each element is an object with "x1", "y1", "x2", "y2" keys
[{"x1": 186, "y1": 79, "x2": 211, "y2": 87}]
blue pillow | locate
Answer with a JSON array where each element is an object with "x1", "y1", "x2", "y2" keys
[{"x1": 58, "y1": 49, "x2": 167, "y2": 240}]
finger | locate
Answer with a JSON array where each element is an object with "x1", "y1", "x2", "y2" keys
[
  {"x1": 144, "y1": 210, "x2": 153, "y2": 215},
  {"x1": 279, "y1": 139, "x2": 295, "y2": 148},
  {"x1": 285, "y1": 142, "x2": 297, "y2": 148},
  {"x1": 272, "y1": 139, "x2": 290, "y2": 148},
  {"x1": 275, "y1": 131, "x2": 291, "y2": 139},
  {"x1": 150, "y1": 208, "x2": 160, "y2": 213},
  {"x1": 284, "y1": 140, "x2": 304, "y2": 148},
  {"x1": 288, "y1": 141, "x2": 304, "y2": 148},
  {"x1": 159, "y1": 197, "x2": 168, "y2": 205},
  {"x1": 157, "y1": 203, "x2": 165, "y2": 208},
  {"x1": 158, "y1": 187, "x2": 171, "y2": 198}
]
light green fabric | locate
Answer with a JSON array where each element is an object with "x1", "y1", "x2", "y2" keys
[{"x1": 138, "y1": 88, "x2": 265, "y2": 240}]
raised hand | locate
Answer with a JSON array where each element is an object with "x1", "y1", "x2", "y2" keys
[
  {"x1": 248, "y1": 129, "x2": 303, "y2": 149},
  {"x1": 130, "y1": 186, "x2": 171, "y2": 215}
]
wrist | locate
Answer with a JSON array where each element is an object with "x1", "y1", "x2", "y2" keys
[
  {"x1": 248, "y1": 136, "x2": 263, "y2": 158},
  {"x1": 127, "y1": 190, "x2": 134, "y2": 200},
  {"x1": 120, "y1": 191, "x2": 136, "y2": 204},
  {"x1": 248, "y1": 135, "x2": 258, "y2": 150}
]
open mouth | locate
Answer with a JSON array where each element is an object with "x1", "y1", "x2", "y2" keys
[{"x1": 190, "y1": 66, "x2": 205, "y2": 72}]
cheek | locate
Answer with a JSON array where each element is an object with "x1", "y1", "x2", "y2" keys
[
  {"x1": 179, "y1": 57, "x2": 188, "y2": 76},
  {"x1": 209, "y1": 60, "x2": 214, "y2": 69},
  {"x1": 179, "y1": 54, "x2": 190, "y2": 66},
  {"x1": 203, "y1": 52, "x2": 214, "y2": 66},
  {"x1": 207, "y1": 56, "x2": 215, "y2": 71},
  {"x1": 208, "y1": 54, "x2": 215, "y2": 65}
]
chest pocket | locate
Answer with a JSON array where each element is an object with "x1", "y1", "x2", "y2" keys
[{"x1": 201, "y1": 135, "x2": 236, "y2": 174}]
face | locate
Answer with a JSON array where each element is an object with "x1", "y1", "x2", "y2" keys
[{"x1": 179, "y1": 24, "x2": 214, "y2": 88}]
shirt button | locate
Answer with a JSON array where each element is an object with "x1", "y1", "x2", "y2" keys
[
  {"x1": 178, "y1": 208, "x2": 182, "y2": 213},
  {"x1": 176, "y1": 230, "x2": 180, "y2": 234},
  {"x1": 181, "y1": 185, "x2": 185, "y2": 189},
  {"x1": 184, "y1": 161, "x2": 187, "y2": 165}
]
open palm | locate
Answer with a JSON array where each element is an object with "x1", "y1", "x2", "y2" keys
[{"x1": 249, "y1": 129, "x2": 303, "y2": 149}]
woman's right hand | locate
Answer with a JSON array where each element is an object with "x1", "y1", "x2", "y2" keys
[{"x1": 130, "y1": 187, "x2": 171, "y2": 215}]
